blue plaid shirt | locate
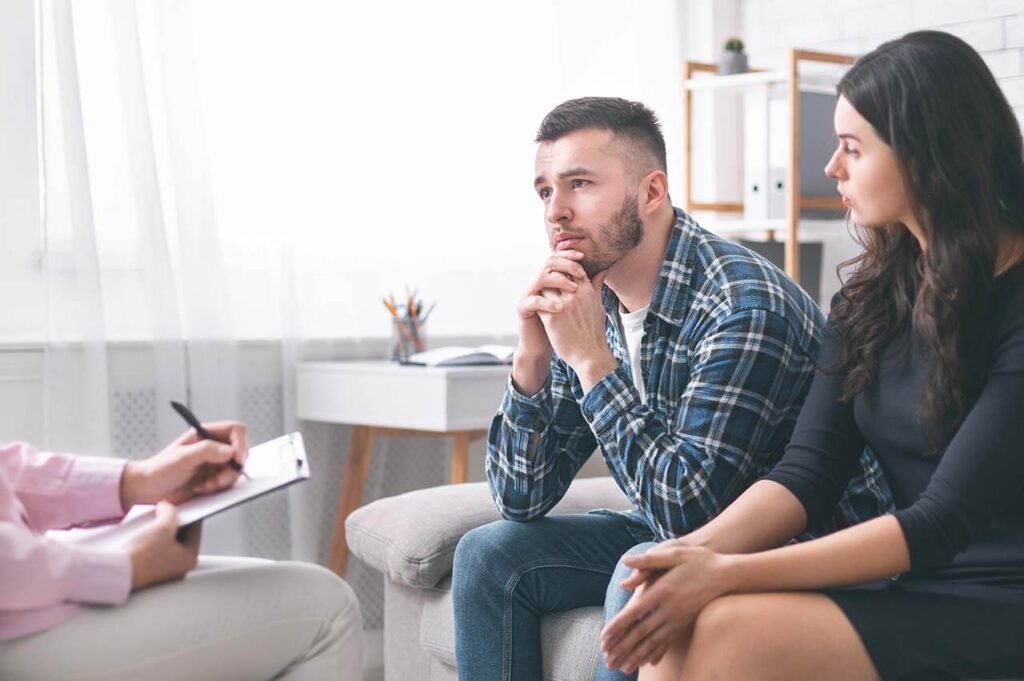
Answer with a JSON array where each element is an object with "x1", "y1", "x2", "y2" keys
[{"x1": 487, "y1": 208, "x2": 893, "y2": 541}]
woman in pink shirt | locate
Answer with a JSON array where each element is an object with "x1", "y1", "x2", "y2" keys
[{"x1": 0, "y1": 424, "x2": 363, "y2": 681}]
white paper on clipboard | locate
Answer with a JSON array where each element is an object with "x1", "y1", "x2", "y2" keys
[{"x1": 49, "y1": 432, "x2": 309, "y2": 551}]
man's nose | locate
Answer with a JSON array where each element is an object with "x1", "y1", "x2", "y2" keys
[{"x1": 545, "y1": 189, "x2": 572, "y2": 225}]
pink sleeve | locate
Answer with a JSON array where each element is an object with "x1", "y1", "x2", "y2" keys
[
  {"x1": 0, "y1": 442, "x2": 127, "y2": 531},
  {"x1": 0, "y1": 526, "x2": 132, "y2": 609},
  {"x1": 0, "y1": 450, "x2": 131, "y2": 609}
]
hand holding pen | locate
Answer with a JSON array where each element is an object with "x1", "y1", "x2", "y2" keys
[{"x1": 119, "y1": 407, "x2": 250, "y2": 509}]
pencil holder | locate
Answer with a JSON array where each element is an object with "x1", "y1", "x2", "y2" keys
[{"x1": 390, "y1": 316, "x2": 426, "y2": 362}]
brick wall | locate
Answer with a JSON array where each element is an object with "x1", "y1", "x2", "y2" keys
[{"x1": 740, "y1": 0, "x2": 1024, "y2": 125}]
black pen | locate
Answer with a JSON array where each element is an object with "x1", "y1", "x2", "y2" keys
[{"x1": 170, "y1": 400, "x2": 250, "y2": 480}]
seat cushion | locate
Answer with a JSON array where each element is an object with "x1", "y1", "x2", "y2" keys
[
  {"x1": 348, "y1": 477, "x2": 630, "y2": 589},
  {"x1": 420, "y1": 578, "x2": 605, "y2": 681}
]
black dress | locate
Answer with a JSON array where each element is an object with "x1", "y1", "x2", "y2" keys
[{"x1": 765, "y1": 263, "x2": 1024, "y2": 681}]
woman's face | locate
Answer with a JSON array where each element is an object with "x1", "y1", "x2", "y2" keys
[{"x1": 825, "y1": 95, "x2": 914, "y2": 231}]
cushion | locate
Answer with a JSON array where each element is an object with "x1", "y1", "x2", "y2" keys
[{"x1": 346, "y1": 477, "x2": 629, "y2": 589}]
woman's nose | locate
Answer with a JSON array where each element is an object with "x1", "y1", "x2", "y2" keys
[{"x1": 824, "y1": 146, "x2": 843, "y2": 180}]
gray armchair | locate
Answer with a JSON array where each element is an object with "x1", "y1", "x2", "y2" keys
[{"x1": 346, "y1": 477, "x2": 631, "y2": 681}]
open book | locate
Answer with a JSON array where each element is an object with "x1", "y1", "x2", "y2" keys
[
  {"x1": 49, "y1": 432, "x2": 309, "y2": 551},
  {"x1": 403, "y1": 344, "x2": 515, "y2": 367}
]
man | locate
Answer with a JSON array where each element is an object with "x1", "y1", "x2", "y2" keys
[{"x1": 451, "y1": 97, "x2": 892, "y2": 681}]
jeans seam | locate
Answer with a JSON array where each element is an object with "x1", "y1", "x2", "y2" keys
[{"x1": 501, "y1": 560, "x2": 618, "y2": 681}]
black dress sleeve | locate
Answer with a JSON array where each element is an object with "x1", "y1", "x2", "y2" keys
[
  {"x1": 763, "y1": 321, "x2": 868, "y2": 529},
  {"x1": 892, "y1": 305, "x2": 1024, "y2": 570}
]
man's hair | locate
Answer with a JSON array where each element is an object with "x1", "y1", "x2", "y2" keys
[{"x1": 535, "y1": 97, "x2": 667, "y2": 174}]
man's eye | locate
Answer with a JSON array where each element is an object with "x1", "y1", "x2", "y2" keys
[
  {"x1": 538, "y1": 188, "x2": 552, "y2": 199},
  {"x1": 571, "y1": 179, "x2": 589, "y2": 189}
]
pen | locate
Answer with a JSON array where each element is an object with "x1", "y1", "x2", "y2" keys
[{"x1": 170, "y1": 400, "x2": 250, "y2": 480}]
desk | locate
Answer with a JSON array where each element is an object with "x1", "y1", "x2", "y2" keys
[{"x1": 295, "y1": 360, "x2": 511, "y2": 576}]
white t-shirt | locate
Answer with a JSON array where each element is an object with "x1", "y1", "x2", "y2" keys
[{"x1": 616, "y1": 303, "x2": 649, "y2": 403}]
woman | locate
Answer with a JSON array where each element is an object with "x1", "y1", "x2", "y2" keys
[{"x1": 599, "y1": 31, "x2": 1024, "y2": 681}]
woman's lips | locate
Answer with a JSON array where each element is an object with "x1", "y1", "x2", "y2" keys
[{"x1": 556, "y1": 237, "x2": 583, "y2": 251}]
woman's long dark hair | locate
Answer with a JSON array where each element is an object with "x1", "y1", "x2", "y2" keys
[{"x1": 830, "y1": 30, "x2": 1024, "y2": 452}]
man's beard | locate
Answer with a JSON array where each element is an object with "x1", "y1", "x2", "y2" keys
[{"x1": 580, "y1": 195, "x2": 644, "y2": 277}]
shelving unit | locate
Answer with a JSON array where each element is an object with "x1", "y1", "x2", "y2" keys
[{"x1": 682, "y1": 48, "x2": 856, "y2": 281}]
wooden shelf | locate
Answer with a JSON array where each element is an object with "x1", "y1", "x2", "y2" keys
[
  {"x1": 800, "y1": 195, "x2": 845, "y2": 211},
  {"x1": 691, "y1": 195, "x2": 845, "y2": 215},
  {"x1": 684, "y1": 70, "x2": 839, "y2": 93},
  {"x1": 695, "y1": 217, "x2": 845, "y2": 238},
  {"x1": 683, "y1": 48, "x2": 856, "y2": 280}
]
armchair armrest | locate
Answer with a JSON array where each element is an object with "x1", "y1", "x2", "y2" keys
[{"x1": 346, "y1": 476, "x2": 630, "y2": 589}]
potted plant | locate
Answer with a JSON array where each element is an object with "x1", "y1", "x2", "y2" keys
[{"x1": 719, "y1": 36, "x2": 748, "y2": 75}]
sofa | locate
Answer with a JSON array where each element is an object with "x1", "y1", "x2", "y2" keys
[{"x1": 346, "y1": 476, "x2": 631, "y2": 681}]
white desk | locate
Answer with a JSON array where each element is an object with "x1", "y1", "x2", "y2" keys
[{"x1": 295, "y1": 360, "x2": 511, "y2": 576}]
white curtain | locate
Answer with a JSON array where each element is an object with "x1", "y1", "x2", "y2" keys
[{"x1": 32, "y1": 0, "x2": 686, "y2": 560}]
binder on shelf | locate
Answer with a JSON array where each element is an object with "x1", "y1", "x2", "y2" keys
[
  {"x1": 767, "y1": 96, "x2": 789, "y2": 220},
  {"x1": 742, "y1": 88, "x2": 770, "y2": 221}
]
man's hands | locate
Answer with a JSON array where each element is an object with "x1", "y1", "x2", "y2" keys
[
  {"x1": 599, "y1": 543, "x2": 735, "y2": 674},
  {"x1": 513, "y1": 251, "x2": 587, "y2": 394},
  {"x1": 129, "y1": 501, "x2": 201, "y2": 591},
  {"x1": 537, "y1": 265, "x2": 617, "y2": 390},
  {"x1": 119, "y1": 422, "x2": 248, "y2": 511},
  {"x1": 513, "y1": 249, "x2": 618, "y2": 394}
]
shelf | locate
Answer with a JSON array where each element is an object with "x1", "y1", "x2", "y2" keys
[
  {"x1": 685, "y1": 70, "x2": 841, "y2": 94},
  {"x1": 683, "y1": 48, "x2": 856, "y2": 281},
  {"x1": 687, "y1": 196, "x2": 845, "y2": 215},
  {"x1": 694, "y1": 217, "x2": 846, "y2": 238},
  {"x1": 700, "y1": 219, "x2": 786, "y2": 235},
  {"x1": 685, "y1": 69, "x2": 787, "y2": 90}
]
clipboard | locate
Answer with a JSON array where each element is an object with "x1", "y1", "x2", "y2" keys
[{"x1": 49, "y1": 432, "x2": 310, "y2": 551}]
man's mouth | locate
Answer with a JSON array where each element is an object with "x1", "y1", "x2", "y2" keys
[{"x1": 554, "y1": 233, "x2": 585, "y2": 251}]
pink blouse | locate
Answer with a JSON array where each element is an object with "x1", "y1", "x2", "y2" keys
[{"x1": 0, "y1": 442, "x2": 131, "y2": 640}]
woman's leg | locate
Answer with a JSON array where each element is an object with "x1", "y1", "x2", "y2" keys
[{"x1": 640, "y1": 592, "x2": 878, "y2": 681}]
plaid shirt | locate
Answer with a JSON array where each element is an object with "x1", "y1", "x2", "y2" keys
[{"x1": 487, "y1": 208, "x2": 893, "y2": 541}]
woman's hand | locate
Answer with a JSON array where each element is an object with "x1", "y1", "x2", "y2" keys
[
  {"x1": 119, "y1": 422, "x2": 248, "y2": 510},
  {"x1": 600, "y1": 543, "x2": 735, "y2": 674}
]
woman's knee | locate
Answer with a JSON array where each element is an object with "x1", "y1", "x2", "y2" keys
[{"x1": 692, "y1": 594, "x2": 755, "y2": 644}]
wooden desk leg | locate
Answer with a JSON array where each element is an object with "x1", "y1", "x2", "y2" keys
[
  {"x1": 328, "y1": 425, "x2": 375, "y2": 577},
  {"x1": 450, "y1": 432, "x2": 470, "y2": 484}
]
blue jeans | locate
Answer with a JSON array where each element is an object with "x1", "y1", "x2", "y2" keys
[{"x1": 452, "y1": 513, "x2": 654, "y2": 681}]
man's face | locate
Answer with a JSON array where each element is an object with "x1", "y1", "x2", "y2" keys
[{"x1": 534, "y1": 128, "x2": 644, "y2": 278}]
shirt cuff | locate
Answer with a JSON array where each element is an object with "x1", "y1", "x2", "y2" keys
[
  {"x1": 500, "y1": 375, "x2": 553, "y2": 430},
  {"x1": 579, "y1": 364, "x2": 642, "y2": 436},
  {"x1": 68, "y1": 546, "x2": 132, "y2": 605},
  {"x1": 66, "y1": 456, "x2": 128, "y2": 525}
]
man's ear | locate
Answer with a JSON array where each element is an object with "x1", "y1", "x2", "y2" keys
[{"x1": 640, "y1": 170, "x2": 669, "y2": 215}]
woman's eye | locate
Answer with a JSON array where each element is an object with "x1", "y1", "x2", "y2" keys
[{"x1": 843, "y1": 145, "x2": 859, "y2": 157}]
